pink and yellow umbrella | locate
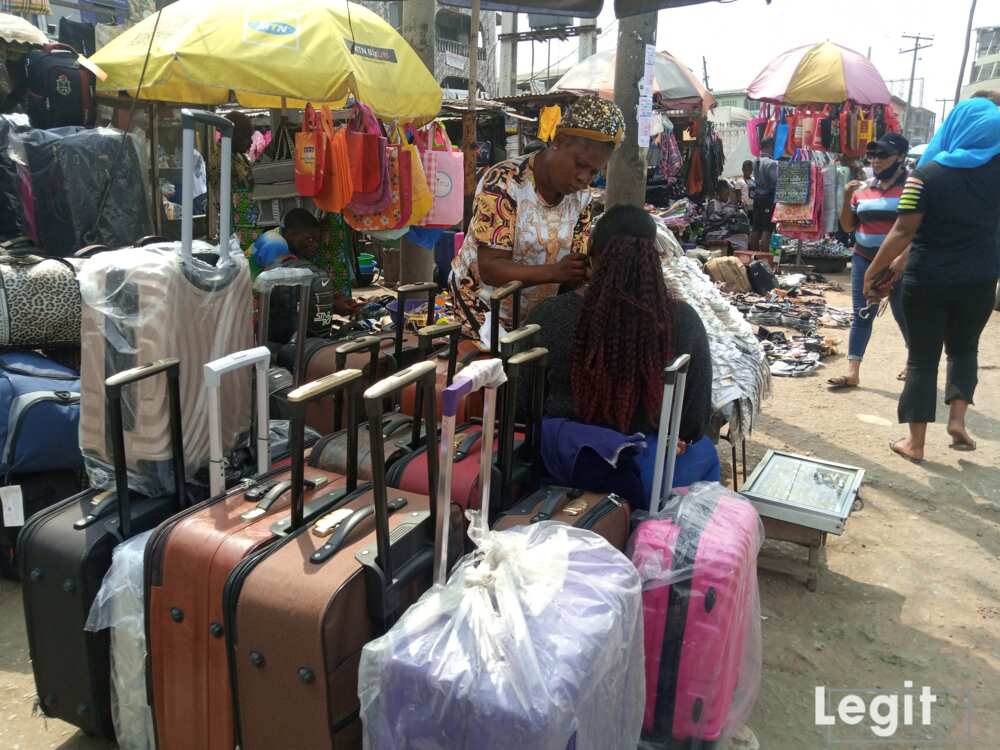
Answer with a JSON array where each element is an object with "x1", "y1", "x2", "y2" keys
[{"x1": 746, "y1": 41, "x2": 892, "y2": 106}]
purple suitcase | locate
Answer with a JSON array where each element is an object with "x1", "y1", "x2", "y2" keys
[{"x1": 358, "y1": 352, "x2": 646, "y2": 750}]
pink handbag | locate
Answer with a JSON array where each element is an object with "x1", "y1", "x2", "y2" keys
[
  {"x1": 416, "y1": 122, "x2": 464, "y2": 228},
  {"x1": 347, "y1": 103, "x2": 392, "y2": 215}
]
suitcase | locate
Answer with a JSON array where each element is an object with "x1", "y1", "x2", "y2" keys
[
  {"x1": 19, "y1": 358, "x2": 187, "y2": 739},
  {"x1": 145, "y1": 365, "x2": 365, "y2": 750},
  {"x1": 357, "y1": 360, "x2": 645, "y2": 749},
  {"x1": 629, "y1": 356, "x2": 764, "y2": 749},
  {"x1": 398, "y1": 279, "x2": 524, "y2": 421},
  {"x1": 385, "y1": 324, "x2": 540, "y2": 516},
  {"x1": 491, "y1": 346, "x2": 631, "y2": 548},
  {"x1": 747, "y1": 260, "x2": 776, "y2": 295},
  {"x1": 78, "y1": 110, "x2": 253, "y2": 496},
  {"x1": 225, "y1": 360, "x2": 461, "y2": 749}
]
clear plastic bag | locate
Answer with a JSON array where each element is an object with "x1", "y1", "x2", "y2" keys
[
  {"x1": 7, "y1": 126, "x2": 152, "y2": 256},
  {"x1": 85, "y1": 530, "x2": 156, "y2": 750},
  {"x1": 359, "y1": 521, "x2": 646, "y2": 750},
  {"x1": 629, "y1": 482, "x2": 764, "y2": 749},
  {"x1": 77, "y1": 238, "x2": 254, "y2": 496}
]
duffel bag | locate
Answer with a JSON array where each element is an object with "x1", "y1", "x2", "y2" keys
[
  {"x1": 0, "y1": 350, "x2": 83, "y2": 476},
  {"x1": 0, "y1": 240, "x2": 82, "y2": 347}
]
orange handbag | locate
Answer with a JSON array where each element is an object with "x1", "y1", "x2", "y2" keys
[
  {"x1": 343, "y1": 145, "x2": 403, "y2": 231},
  {"x1": 347, "y1": 102, "x2": 385, "y2": 195},
  {"x1": 294, "y1": 104, "x2": 326, "y2": 197},
  {"x1": 314, "y1": 106, "x2": 354, "y2": 212}
]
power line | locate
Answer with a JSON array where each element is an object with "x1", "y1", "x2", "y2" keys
[
  {"x1": 525, "y1": 18, "x2": 619, "y2": 85},
  {"x1": 899, "y1": 32, "x2": 933, "y2": 135}
]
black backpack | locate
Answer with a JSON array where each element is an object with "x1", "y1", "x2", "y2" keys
[
  {"x1": 268, "y1": 258, "x2": 340, "y2": 343},
  {"x1": 24, "y1": 44, "x2": 96, "y2": 130},
  {"x1": 747, "y1": 260, "x2": 777, "y2": 295}
]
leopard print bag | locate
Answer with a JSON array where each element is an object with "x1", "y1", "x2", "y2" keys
[{"x1": 0, "y1": 252, "x2": 82, "y2": 347}]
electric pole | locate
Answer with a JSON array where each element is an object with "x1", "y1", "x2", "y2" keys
[
  {"x1": 935, "y1": 97, "x2": 950, "y2": 125},
  {"x1": 955, "y1": 0, "x2": 978, "y2": 103},
  {"x1": 899, "y1": 33, "x2": 933, "y2": 140},
  {"x1": 606, "y1": 16, "x2": 657, "y2": 207},
  {"x1": 702, "y1": 56, "x2": 710, "y2": 90}
]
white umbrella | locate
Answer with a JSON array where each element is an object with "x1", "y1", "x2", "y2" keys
[{"x1": 0, "y1": 12, "x2": 48, "y2": 48}]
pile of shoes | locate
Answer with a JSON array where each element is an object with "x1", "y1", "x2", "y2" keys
[{"x1": 757, "y1": 327, "x2": 839, "y2": 377}]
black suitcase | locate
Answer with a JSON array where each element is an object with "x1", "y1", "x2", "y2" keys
[
  {"x1": 18, "y1": 358, "x2": 187, "y2": 738},
  {"x1": 747, "y1": 259, "x2": 777, "y2": 295}
]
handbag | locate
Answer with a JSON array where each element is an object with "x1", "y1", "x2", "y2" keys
[
  {"x1": 857, "y1": 112, "x2": 875, "y2": 154},
  {"x1": 314, "y1": 107, "x2": 354, "y2": 213},
  {"x1": 416, "y1": 122, "x2": 464, "y2": 228},
  {"x1": 347, "y1": 102, "x2": 386, "y2": 200},
  {"x1": 343, "y1": 145, "x2": 404, "y2": 232},
  {"x1": 746, "y1": 104, "x2": 768, "y2": 157},
  {"x1": 398, "y1": 126, "x2": 432, "y2": 225},
  {"x1": 0, "y1": 240, "x2": 82, "y2": 347},
  {"x1": 773, "y1": 120, "x2": 789, "y2": 162},
  {"x1": 294, "y1": 104, "x2": 326, "y2": 197}
]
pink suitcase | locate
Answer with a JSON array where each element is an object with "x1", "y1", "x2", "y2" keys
[{"x1": 629, "y1": 356, "x2": 763, "y2": 749}]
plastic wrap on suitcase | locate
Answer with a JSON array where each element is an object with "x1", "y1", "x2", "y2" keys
[
  {"x1": 78, "y1": 238, "x2": 253, "y2": 496},
  {"x1": 629, "y1": 482, "x2": 764, "y2": 750},
  {"x1": 0, "y1": 117, "x2": 27, "y2": 240},
  {"x1": 8, "y1": 126, "x2": 152, "y2": 256},
  {"x1": 84, "y1": 529, "x2": 155, "y2": 750},
  {"x1": 359, "y1": 521, "x2": 646, "y2": 750}
]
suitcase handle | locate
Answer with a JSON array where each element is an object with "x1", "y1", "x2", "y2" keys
[
  {"x1": 363, "y1": 361, "x2": 438, "y2": 588},
  {"x1": 254, "y1": 268, "x2": 314, "y2": 384},
  {"x1": 285, "y1": 369, "x2": 365, "y2": 532},
  {"x1": 181, "y1": 108, "x2": 234, "y2": 269},
  {"x1": 203, "y1": 346, "x2": 272, "y2": 497},
  {"x1": 393, "y1": 282, "x2": 438, "y2": 370},
  {"x1": 105, "y1": 358, "x2": 186, "y2": 539},
  {"x1": 488, "y1": 280, "x2": 523, "y2": 356},
  {"x1": 333, "y1": 334, "x2": 392, "y2": 431},
  {"x1": 435, "y1": 357, "x2": 506, "y2": 583},
  {"x1": 497, "y1": 323, "x2": 540, "y2": 358},
  {"x1": 498, "y1": 347, "x2": 549, "y2": 514},
  {"x1": 649, "y1": 354, "x2": 692, "y2": 515}
]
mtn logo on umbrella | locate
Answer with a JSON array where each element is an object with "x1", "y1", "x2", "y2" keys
[{"x1": 247, "y1": 21, "x2": 296, "y2": 36}]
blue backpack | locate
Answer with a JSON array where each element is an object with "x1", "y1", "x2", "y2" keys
[{"x1": 0, "y1": 351, "x2": 82, "y2": 477}]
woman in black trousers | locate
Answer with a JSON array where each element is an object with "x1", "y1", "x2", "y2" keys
[{"x1": 864, "y1": 98, "x2": 1000, "y2": 463}]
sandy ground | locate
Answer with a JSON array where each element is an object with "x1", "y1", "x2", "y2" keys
[{"x1": 0, "y1": 271, "x2": 997, "y2": 749}]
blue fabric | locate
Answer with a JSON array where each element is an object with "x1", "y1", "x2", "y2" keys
[
  {"x1": 250, "y1": 228, "x2": 291, "y2": 269},
  {"x1": 918, "y1": 98, "x2": 1000, "y2": 170},
  {"x1": 848, "y1": 256, "x2": 908, "y2": 360},
  {"x1": 405, "y1": 226, "x2": 444, "y2": 249},
  {"x1": 635, "y1": 435, "x2": 720, "y2": 510},
  {"x1": 772, "y1": 123, "x2": 789, "y2": 164}
]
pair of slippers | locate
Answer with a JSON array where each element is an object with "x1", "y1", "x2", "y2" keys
[
  {"x1": 826, "y1": 369, "x2": 908, "y2": 390},
  {"x1": 889, "y1": 436, "x2": 977, "y2": 465}
]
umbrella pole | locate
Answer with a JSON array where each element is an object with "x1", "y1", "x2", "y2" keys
[{"x1": 462, "y1": 0, "x2": 481, "y2": 227}]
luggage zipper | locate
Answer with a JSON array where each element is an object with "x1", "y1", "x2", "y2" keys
[
  {"x1": 2, "y1": 390, "x2": 80, "y2": 468},
  {"x1": 574, "y1": 494, "x2": 624, "y2": 530},
  {"x1": 0, "y1": 364, "x2": 78, "y2": 380}
]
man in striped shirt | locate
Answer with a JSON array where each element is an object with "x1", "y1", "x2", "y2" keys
[{"x1": 827, "y1": 133, "x2": 910, "y2": 389}]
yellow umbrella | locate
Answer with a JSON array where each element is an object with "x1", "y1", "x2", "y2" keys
[{"x1": 91, "y1": 0, "x2": 441, "y2": 121}]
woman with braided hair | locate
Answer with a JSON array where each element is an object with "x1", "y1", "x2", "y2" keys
[{"x1": 523, "y1": 205, "x2": 715, "y2": 508}]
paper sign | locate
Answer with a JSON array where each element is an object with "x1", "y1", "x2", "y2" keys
[
  {"x1": 643, "y1": 44, "x2": 656, "y2": 92},
  {"x1": 1, "y1": 485, "x2": 24, "y2": 528}
]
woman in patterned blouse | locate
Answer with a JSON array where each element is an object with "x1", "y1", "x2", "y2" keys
[{"x1": 449, "y1": 95, "x2": 625, "y2": 341}]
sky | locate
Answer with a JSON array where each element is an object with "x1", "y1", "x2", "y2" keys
[{"x1": 511, "y1": 0, "x2": 999, "y2": 122}]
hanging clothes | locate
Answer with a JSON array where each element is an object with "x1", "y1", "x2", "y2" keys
[
  {"x1": 658, "y1": 118, "x2": 683, "y2": 181},
  {"x1": 537, "y1": 105, "x2": 562, "y2": 143}
]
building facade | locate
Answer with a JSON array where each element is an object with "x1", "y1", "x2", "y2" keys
[
  {"x1": 711, "y1": 89, "x2": 761, "y2": 113},
  {"x1": 890, "y1": 96, "x2": 936, "y2": 147},
  {"x1": 360, "y1": 1, "x2": 498, "y2": 99},
  {"x1": 961, "y1": 26, "x2": 1000, "y2": 100}
]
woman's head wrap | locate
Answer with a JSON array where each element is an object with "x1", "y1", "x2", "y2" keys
[
  {"x1": 918, "y1": 97, "x2": 1000, "y2": 170},
  {"x1": 556, "y1": 95, "x2": 626, "y2": 146}
]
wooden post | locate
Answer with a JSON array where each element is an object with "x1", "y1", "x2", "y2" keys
[
  {"x1": 462, "y1": 0, "x2": 481, "y2": 226},
  {"x1": 605, "y1": 14, "x2": 657, "y2": 208}
]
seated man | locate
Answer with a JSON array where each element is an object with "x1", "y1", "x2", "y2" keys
[
  {"x1": 704, "y1": 180, "x2": 751, "y2": 251},
  {"x1": 252, "y1": 208, "x2": 359, "y2": 343}
]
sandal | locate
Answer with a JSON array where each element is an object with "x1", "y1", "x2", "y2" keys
[
  {"x1": 889, "y1": 439, "x2": 923, "y2": 464},
  {"x1": 826, "y1": 376, "x2": 858, "y2": 390},
  {"x1": 897, "y1": 369, "x2": 907, "y2": 381}
]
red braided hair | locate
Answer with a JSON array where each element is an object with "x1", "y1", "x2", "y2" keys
[{"x1": 570, "y1": 211, "x2": 673, "y2": 433}]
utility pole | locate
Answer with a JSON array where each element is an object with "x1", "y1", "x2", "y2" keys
[
  {"x1": 935, "y1": 97, "x2": 950, "y2": 125},
  {"x1": 606, "y1": 15, "x2": 656, "y2": 207},
  {"x1": 400, "y1": 0, "x2": 437, "y2": 283},
  {"x1": 462, "y1": 0, "x2": 481, "y2": 225},
  {"x1": 701, "y1": 56, "x2": 710, "y2": 90},
  {"x1": 899, "y1": 33, "x2": 933, "y2": 139},
  {"x1": 955, "y1": 0, "x2": 978, "y2": 103},
  {"x1": 579, "y1": 17, "x2": 598, "y2": 61},
  {"x1": 499, "y1": 13, "x2": 517, "y2": 97}
]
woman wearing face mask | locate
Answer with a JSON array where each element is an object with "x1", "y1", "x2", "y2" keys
[
  {"x1": 826, "y1": 133, "x2": 911, "y2": 390},
  {"x1": 449, "y1": 96, "x2": 625, "y2": 341}
]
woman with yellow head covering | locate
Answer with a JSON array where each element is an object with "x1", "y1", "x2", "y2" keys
[{"x1": 449, "y1": 95, "x2": 625, "y2": 339}]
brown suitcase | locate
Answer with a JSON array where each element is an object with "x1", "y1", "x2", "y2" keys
[
  {"x1": 225, "y1": 360, "x2": 459, "y2": 749},
  {"x1": 144, "y1": 367, "x2": 366, "y2": 750},
  {"x1": 492, "y1": 347, "x2": 631, "y2": 549}
]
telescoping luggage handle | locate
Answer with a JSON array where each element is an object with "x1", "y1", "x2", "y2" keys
[
  {"x1": 254, "y1": 267, "x2": 314, "y2": 386},
  {"x1": 499, "y1": 347, "x2": 549, "y2": 506},
  {"x1": 434, "y1": 358, "x2": 507, "y2": 584},
  {"x1": 488, "y1": 280, "x2": 524, "y2": 356},
  {"x1": 203, "y1": 347, "x2": 272, "y2": 497},
  {"x1": 282, "y1": 368, "x2": 365, "y2": 533},
  {"x1": 362, "y1": 360, "x2": 439, "y2": 619},
  {"x1": 181, "y1": 109, "x2": 234, "y2": 267},
  {"x1": 104, "y1": 358, "x2": 187, "y2": 539},
  {"x1": 333, "y1": 334, "x2": 392, "y2": 431},
  {"x1": 393, "y1": 282, "x2": 437, "y2": 369},
  {"x1": 649, "y1": 354, "x2": 692, "y2": 515}
]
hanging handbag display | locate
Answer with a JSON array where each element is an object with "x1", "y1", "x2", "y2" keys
[
  {"x1": 416, "y1": 122, "x2": 464, "y2": 229},
  {"x1": 343, "y1": 144, "x2": 404, "y2": 232},
  {"x1": 294, "y1": 104, "x2": 326, "y2": 197},
  {"x1": 399, "y1": 125, "x2": 433, "y2": 225},
  {"x1": 314, "y1": 106, "x2": 354, "y2": 213},
  {"x1": 856, "y1": 112, "x2": 875, "y2": 155},
  {"x1": 347, "y1": 102, "x2": 387, "y2": 203}
]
